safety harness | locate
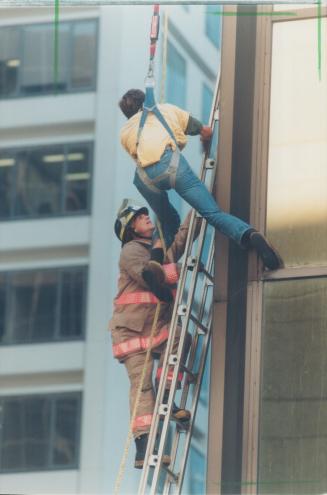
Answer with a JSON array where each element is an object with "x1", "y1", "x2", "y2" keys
[{"x1": 135, "y1": 4, "x2": 180, "y2": 194}]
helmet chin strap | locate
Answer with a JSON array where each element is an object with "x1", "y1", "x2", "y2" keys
[{"x1": 133, "y1": 230, "x2": 152, "y2": 241}]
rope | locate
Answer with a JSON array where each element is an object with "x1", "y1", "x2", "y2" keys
[
  {"x1": 159, "y1": 10, "x2": 169, "y2": 104},
  {"x1": 113, "y1": 302, "x2": 161, "y2": 495}
]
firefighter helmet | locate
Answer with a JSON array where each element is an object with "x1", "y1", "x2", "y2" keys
[{"x1": 114, "y1": 198, "x2": 149, "y2": 243}]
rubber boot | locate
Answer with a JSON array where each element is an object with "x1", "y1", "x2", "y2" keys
[{"x1": 134, "y1": 433, "x2": 171, "y2": 469}]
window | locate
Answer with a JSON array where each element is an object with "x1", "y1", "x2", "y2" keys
[
  {"x1": 0, "y1": 393, "x2": 81, "y2": 472},
  {"x1": 259, "y1": 278, "x2": 327, "y2": 494},
  {"x1": 266, "y1": 19, "x2": 327, "y2": 267},
  {"x1": 0, "y1": 266, "x2": 87, "y2": 345},
  {"x1": 0, "y1": 19, "x2": 97, "y2": 98},
  {"x1": 166, "y1": 41, "x2": 187, "y2": 108},
  {"x1": 0, "y1": 142, "x2": 93, "y2": 220},
  {"x1": 205, "y1": 5, "x2": 222, "y2": 49}
]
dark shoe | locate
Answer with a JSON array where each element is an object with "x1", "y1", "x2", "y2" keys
[
  {"x1": 134, "y1": 433, "x2": 171, "y2": 469},
  {"x1": 248, "y1": 231, "x2": 284, "y2": 270},
  {"x1": 172, "y1": 403, "x2": 191, "y2": 422},
  {"x1": 162, "y1": 390, "x2": 191, "y2": 423}
]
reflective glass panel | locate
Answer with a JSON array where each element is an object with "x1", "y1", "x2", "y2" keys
[
  {"x1": 53, "y1": 397, "x2": 79, "y2": 466},
  {"x1": 0, "y1": 394, "x2": 81, "y2": 472},
  {"x1": 8, "y1": 270, "x2": 58, "y2": 344},
  {"x1": 64, "y1": 144, "x2": 91, "y2": 212},
  {"x1": 266, "y1": 19, "x2": 327, "y2": 266},
  {"x1": 60, "y1": 269, "x2": 86, "y2": 338},
  {"x1": 14, "y1": 147, "x2": 63, "y2": 218},
  {"x1": 0, "y1": 151, "x2": 14, "y2": 218},
  {"x1": 1, "y1": 397, "x2": 50, "y2": 471},
  {"x1": 21, "y1": 23, "x2": 70, "y2": 95},
  {"x1": 71, "y1": 21, "x2": 97, "y2": 89},
  {"x1": 0, "y1": 27, "x2": 20, "y2": 96},
  {"x1": 259, "y1": 278, "x2": 327, "y2": 494}
]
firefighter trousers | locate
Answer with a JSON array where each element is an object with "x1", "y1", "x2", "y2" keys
[{"x1": 124, "y1": 327, "x2": 191, "y2": 438}]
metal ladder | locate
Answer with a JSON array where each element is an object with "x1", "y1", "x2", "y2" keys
[{"x1": 138, "y1": 75, "x2": 220, "y2": 495}]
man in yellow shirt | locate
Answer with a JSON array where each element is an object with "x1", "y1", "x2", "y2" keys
[{"x1": 119, "y1": 89, "x2": 283, "y2": 271}]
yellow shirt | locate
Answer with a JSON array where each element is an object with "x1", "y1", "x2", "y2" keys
[{"x1": 120, "y1": 103, "x2": 190, "y2": 167}]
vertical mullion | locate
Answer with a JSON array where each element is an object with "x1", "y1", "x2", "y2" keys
[
  {"x1": 6, "y1": 272, "x2": 14, "y2": 345},
  {"x1": 82, "y1": 267, "x2": 87, "y2": 339},
  {"x1": 67, "y1": 21, "x2": 74, "y2": 93},
  {"x1": 62, "y1": 144, "x2": 68, "y2": 215},
  {"x1": 16, "y1": 26, "x2": 24, "y2": 97},
  {"x1": 48, "y1": 395, "x2": 56, "y2": 469},
  {"x1": 87, "y1": 143, "x2": 92, "y2": 214},
  {"x1": 55, "y1": 269, "x2": 62, "y2": 341},
  {"x1": 11, "y1": 150, "x2": 18, "y2": 219}
]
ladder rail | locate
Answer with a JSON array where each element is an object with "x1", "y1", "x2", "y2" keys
[
  {"x1": 147, "y1": 220, "x2": 211, "y2": 494},
  {"x1": 138, "y1": 72, "x2": 221, "y2": 495},
  {"x1": 162, "y1": 236, "x2": 215, "y2": 495}
]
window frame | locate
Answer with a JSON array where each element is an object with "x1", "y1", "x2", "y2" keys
[
  {"x1": 0, "y1": 18, "x2": 98, "y2": 100},
  {"x1": 0, "y1": 141, "x2": 94, "y2": 221},
  {"x1": 0, "y1": 391, "x2": 82, "y2": 473},
  {"x1": 0, "y1": 265, "x2": 88, "y2": 346},
  {"x1": 241, "y1": 5, "x2": 327, "y2": 492}
]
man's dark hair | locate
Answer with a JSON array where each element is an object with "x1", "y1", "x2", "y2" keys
[{"x1": 119, "y1": 89, "x2": 145, "y2": 119}]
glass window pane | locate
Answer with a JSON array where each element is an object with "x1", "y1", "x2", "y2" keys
[
  {"x1": 0, "y1": 27, "x2": 20, "y2": 97},
  {"x1": 60, "y1": 269, "x2": 85, "y2": 338},
  {"x1": 64, "y1": 144, "x2": 91, "y2": 213},
  {"x1": 21, "y1": 23, "x2": 70, "y2": 95},
  {"x1": 71, "y1": 21, "x2": 96, "y2": 89},
  {"x1": 8, "y1": 270, "x2": 58, "y2": 344},
  {"x1": 0, "y1": 274, "x2": 6, "y2": 341},
  {"x1": 0, "y1": 151, "x2": 14, "y2": 219},
  {"x1": 1, "y1": 399, "x2": 25, "y2": 470},
  {"x1": 24, "y1": 397, "x2": 51, "y2": 470},
  {"x1": 53, "y1": 397, "x2": 79, "y2": 466},
  {"x1": 14, "y1": 147, "x2": 63, "y2": 218},
  {"x1": 166, "y1": 42, "x2": 186, "y2": 108},
  {"x1": 266, "y1": 19, "x2": 327, "y2": 267},
  {"x1": 205, "y1": 5, "x2": 221, "y2": 49},
  {"x1": 259, "y1": 278, "x2": 327, "y2": 494}
]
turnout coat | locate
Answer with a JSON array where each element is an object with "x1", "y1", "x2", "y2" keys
[{"x1": 109, "y1": 213, "x2": 193, "y2": 362}]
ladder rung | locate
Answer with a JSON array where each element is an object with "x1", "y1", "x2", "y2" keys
[
  {"x1": 189, "y1": 314, "x2": 209, "y2": 334},
  {"x1": 162, "y1": 465, "x2": 179, "y2": 483},
  {"x1": 199, "y1": 266, "x2": 214, "y2": 284},
  {"x1": 180, "y1": 364, "x2": 197, "y2": 383}
]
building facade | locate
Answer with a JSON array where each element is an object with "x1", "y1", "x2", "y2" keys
[
  {"x1": 208, "y1": 4, "x2": 327, "y2": 494},
  {"x1": 0, "y1": 5, "x2": 220, "y2": 494}
]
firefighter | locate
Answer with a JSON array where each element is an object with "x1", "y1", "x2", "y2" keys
[
  {"x1": 109, "y1": 199, "x2": 193, "y2": 469},
  {"x1": 119, "y1": 89, "x2": 283, "y2": 270}
]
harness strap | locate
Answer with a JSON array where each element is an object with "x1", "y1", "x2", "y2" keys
[{"x1": 135, "y1": 148, "x2": 180, "y2": 193}]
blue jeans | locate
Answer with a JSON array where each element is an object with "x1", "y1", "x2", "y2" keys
[{"x1": 133, "y1": 148, "x2": 251, "y2": 248}]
